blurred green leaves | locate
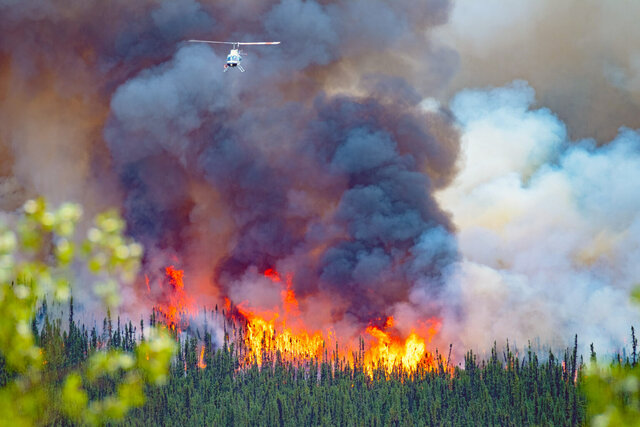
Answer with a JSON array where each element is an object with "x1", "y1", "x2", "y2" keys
[
  {"x1": 62, "y1": 327, "x2": 174, "y2": 425},
  {"x1": 585, "y1": 362, "x2": 640, "y2": 426},
  {"x1": 585, "y1": 287, "x2": 640, "y2": 426},
  {"x1": 0, "y1": 197, "x2": 176, "y2": 425}
]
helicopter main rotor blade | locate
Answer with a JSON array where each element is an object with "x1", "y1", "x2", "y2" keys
[
  {"x1": 188, "y1": 40, "x2": 281, "y2": 46},
  {"x1": 236, "y1": 42, "x2": 281, "y2": 45},
  {"x1": 188, "y1": 40, "x2": 236, "y2": 45}
]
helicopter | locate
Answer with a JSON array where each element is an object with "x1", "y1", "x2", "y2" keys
[{"x1": 188, "y1": 40, "x2": 281, "y2": 72}]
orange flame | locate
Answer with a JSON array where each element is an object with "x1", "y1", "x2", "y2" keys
[
  {"x1": 153, "y1": 266, "x2": 195, "y2": 331},
  {"x1": 198, "y1": 346, "x2": 207, "y2": 369},
  {"x1": 236, "y1": 269, "x2": 323, "y2": 364},
  {"x1": 239, "y1": 309, "x2": 325, "y2": 365},
  {"x1": 263, "y1": 268, "x2": 281, "y2": 282},
  {"x1": 363, "y1": 317, "x2": 441, "y2": 375},
  {"x1": 152, "y1": 265, "x2": 447, "y2": 376},
  {"x1": 232, "y1": 269, "x2": 444, "y2": 375}
]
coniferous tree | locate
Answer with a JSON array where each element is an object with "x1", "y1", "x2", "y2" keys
[{"x1": 8, "y1": 303, "x2": 597, "y2": 426}]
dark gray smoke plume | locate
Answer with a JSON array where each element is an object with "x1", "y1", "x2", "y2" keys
[
  {"x1": 104, "y1": 0, "x2": 461, "y2": 326},
  {"x1": 0, "y1": 0, "x2": 449, "y2": 331}
]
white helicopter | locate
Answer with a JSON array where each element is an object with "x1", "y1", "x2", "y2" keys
[{"x1": 188, "y1": 40, "x2": 281, "y2": 72}]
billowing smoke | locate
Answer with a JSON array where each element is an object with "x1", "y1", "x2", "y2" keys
[
  {"x1": 41, "y1": 0, "x2": 459, "y2": 337},
  {"x1": 439, "y1": 81, "x2": 640, "y2": 355},
  {"x1": 0, "y1": 0, "x2": 214, "y2": 213},
  {"x1": 1, "y1": 0, "x2": 639, "y2": 356},
  {"x1": 105, "y1": 2, "x2": 460, "y2": 330}
]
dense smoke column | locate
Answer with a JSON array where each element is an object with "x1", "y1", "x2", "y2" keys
[
  {"x1": 303, "y1": 93, "x2": 458, "y2": 320},
  {"x1": 106, "y1": 65, "x2": 461, "y2": 321},
  {"x1": 0, "y1": 0, "x2": 462, "y2": 329},
  {"x1": 102, "y1": 0, "x2": 461, "y2": 325},
  {"x1": 193, "y1": 88, "x2": 460, "y2": 322}
]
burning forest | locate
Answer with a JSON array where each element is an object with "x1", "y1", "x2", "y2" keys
[
  {"x1": 1, "y1": 0, "x2": 640, "y2": 424},
  {"x1": 1, "y1": 0, "x2": 640, "y2": 367},
  {"x1": 149, "y1": 264, "x2": 447, "y2": 377}
]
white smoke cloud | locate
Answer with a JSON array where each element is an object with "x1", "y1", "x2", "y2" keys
[{"x1": 439, "y1": 81, "x2": 640, "y2": 355}]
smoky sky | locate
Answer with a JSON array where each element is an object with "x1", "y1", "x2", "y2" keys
[
  {"x1": 97, "y1": 0, "x2": 460, "y2": 324},
  {"x1": 5, "y1": 0, "x2": 639, "y2": 354},
  {"x1": 436, "y1": 0, "x2": 640, "y2": 142},
  {"x1": 107, "y1": 61, "x2": 460, "y2": 323}
]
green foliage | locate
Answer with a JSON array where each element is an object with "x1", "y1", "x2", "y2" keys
[
  {"x1": 585, "y1": 363, "x2": 640, "y2": 426},
  {"x1": 2, "y1": 295, "x2": 589, "y2": 426},
  {"x1": 122, "y1": 335, "x2": 585, "y2": 426},
  {"x1": 584, "y1": 322, "x2": 640, "y2": 426},
  {"x1": 0, "y1": 198, "x2": 176, "y2": 425}
]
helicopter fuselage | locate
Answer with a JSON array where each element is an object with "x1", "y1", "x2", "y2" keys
[{"x1": 225, "y1": 48, "x2": 242, "y2": 68}]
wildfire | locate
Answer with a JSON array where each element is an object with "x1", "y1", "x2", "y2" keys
[
  {"x1": 364, "y1": 319, "x2": 438, "y2": 375},
  {"x1": 152, "y1": 265, "x2": 195, "y2": 330},
  {"x1": 198, "y1": 346, "x2": 207, "y2": 369},
  {"x1": 151, "y1": 265, "x2": 446, "y2": 376},
  {"x1": 237, "y1": 269, "x2": 324, "y2": 365},
  {"x1": 234, "y1": 269, "x2": 443, "y2": 375},
  {"x1": 240, "y1": 311, "x2": 325, "y2": 365}
]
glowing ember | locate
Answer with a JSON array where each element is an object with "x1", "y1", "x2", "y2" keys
[{"x1": 263, "y1": 268, "x2": 281, "y2": 282}]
